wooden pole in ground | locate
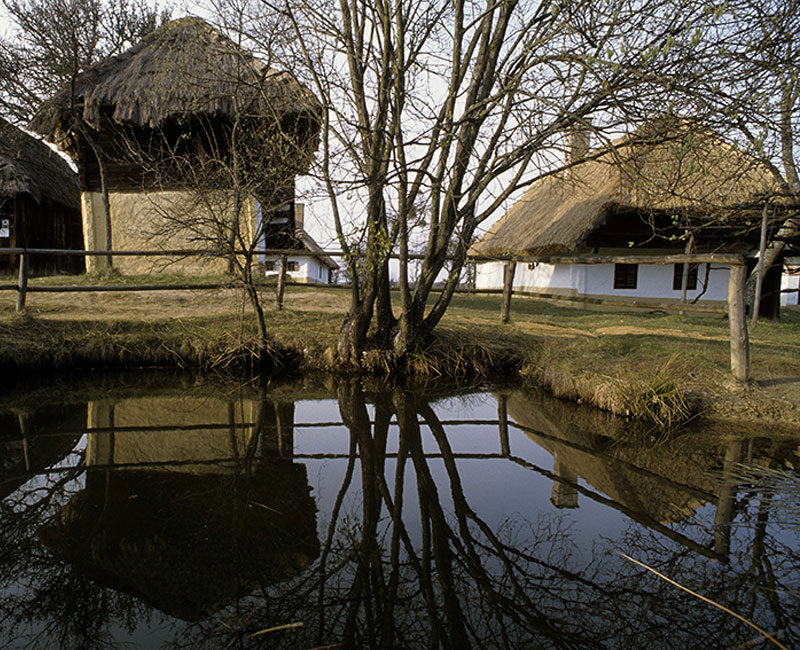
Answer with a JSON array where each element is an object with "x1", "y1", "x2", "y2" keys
[
  {"x1": 276, "y1": 254, "x2": 287, "y2": 310},
  {"x1": 16, "y1": 251, "x2": 28, "y2": 312},
  {"x1": 500, "y1": 261, "x2": 516, "y2": 323},
  {"x1": 679, "y1": 236, "x2": 693, "y2": 315},
  {"x1": 727, "y1": 263, "x2": 750, "y2": 382},
  {"x1": 750, "y1": 201, "x2": 770, "y2": 326}
]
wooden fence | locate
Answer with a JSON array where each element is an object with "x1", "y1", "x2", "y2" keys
[{"x1": 1, "y1": 247, "x2": 752, "y2": 381}]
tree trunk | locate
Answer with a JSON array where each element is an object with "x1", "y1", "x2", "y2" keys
[
  {"x1": 393, "y1": 307, "x2": 422, "y2": 356},
  {"x1": 728, "y1": 263, "x2": 750, "y2": 383},
  {"x1": 276, "y1": 254, "x2": 287, "y2": 310},
  {"x1": 375, "y1": 257, "x2": 396, "y2": 343},
  {"x1": 337, "y1": 304, "x2": 371, "y2": 366},
  {"x1": 244, "y1": 279, "x2": 269, "y2": 348},
  {"x1": 750, "y1": 202, "x2": 770, "y2": 325}
]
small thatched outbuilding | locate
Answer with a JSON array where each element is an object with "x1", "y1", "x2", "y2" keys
[
  {"x1": 31, "y1": 16, "x2": 321, "y2": 274},
  {"x1": 0, "y1": 117, "x2": 83, "y2": 275},
  {"x1": 470, "y1": 118, "x2": 789, "y2": 309}
]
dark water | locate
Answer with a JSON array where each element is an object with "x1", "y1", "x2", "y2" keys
[{"x1": 0, "y1": 372, "x2": 798, "y2": 649}]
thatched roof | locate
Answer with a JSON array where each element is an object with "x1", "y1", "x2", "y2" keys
[
  {"x1": 31, "y1": 16, "x2": 321, "y2": 144},
  {"x1": 471, "y1": 119, "x2": 779, "y2": 257},
  {"x1": 298, "y1": 229, "x2": 338, "y2": 269},
  {"x1": 0, "y1": 117, "x2": 79, "y2": 209}
]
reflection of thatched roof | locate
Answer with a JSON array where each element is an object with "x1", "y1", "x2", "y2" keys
[
  {"x1": 39, "y1": 459, "x2": 319, "y2": 621},
  {"x1": 0, "y1": 117, "x2": 79, "y2": 209},
  {"x1": 471, "y1": 119, "x2": 778, "y2": 257},
  {"x1": 504, "y1": 389, "x2": 719, "y2": 524},
  {"x1": 31, "y1": 16, "x2": 321, "y2": 143}
]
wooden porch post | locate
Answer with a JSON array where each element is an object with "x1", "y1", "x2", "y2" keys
[
  {"x1": 16, "y1": 251, "x2": 28, "y2": 312},
  {"x1": 727, "y1": 263, "x2": 749, "y2": 382},
  {"x1": 500, "y1": 261, "x2": 516, "y2": 323}
]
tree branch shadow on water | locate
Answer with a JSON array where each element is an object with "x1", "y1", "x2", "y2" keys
[{"x1": 0, "y1": 381, "x2": 797, "y2": 650}]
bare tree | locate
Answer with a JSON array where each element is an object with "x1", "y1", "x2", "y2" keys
[
  {"x1": 2, "y1": 0, "x2": 169, "y2": 269},
  {"x1": 0, "y1": 0, "x2": 168, "y2": 124},
  {"x1": 644, "y1": 0, "x2": 800, "y2": 317},
  {"x1": 259, "y1": 0, "x2": 719, "y2": 365}
]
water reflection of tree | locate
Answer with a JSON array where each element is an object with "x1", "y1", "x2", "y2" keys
[
  {"x1": 178, "y1": 382, "x2": 798, "y2": 650},
  {"x1": 0, "y1": 383, "x2": 797, "y2": 649},
  {"x1": 0, "y1": 454, "x2": 150, "y2": 650}
]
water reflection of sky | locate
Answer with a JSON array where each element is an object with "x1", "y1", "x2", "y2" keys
[{"x1": 0, "y1": 376, "x2": 797, "y2": 649}]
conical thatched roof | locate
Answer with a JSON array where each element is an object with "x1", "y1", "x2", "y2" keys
[
  {"x1": 31, "y1": 16, "x2": 321, "y2": 144},
  {"x1": 471, "y1": 119, "x2": 779, "y2": 257},
  {"x1": 0, "y1": 117, "x2": 79, "y2": 209}
]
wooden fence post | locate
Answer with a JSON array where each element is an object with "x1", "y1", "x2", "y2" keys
[
  {"x1": 727, "y1": 263, "x2": 749, "y2": 382},
  {"x1": 16, "y1": 251, "x2": 28, "y2": 312},
  {"x1": 500, "y1": 261, "x2": 516, "y2": 323},
  {"x1": 276, "y1": 254, "x2": 287, "y2": 310}
]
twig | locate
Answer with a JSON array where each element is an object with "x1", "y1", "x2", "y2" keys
[
  {"x1": 618, "y1": 552, "x2": 787, "y2": 650},
  {"x1": 247, "y1": 622, "x2": 303, "y2": 638}
]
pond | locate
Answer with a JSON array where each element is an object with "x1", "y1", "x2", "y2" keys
[{"x1": 0, "y1": 371, "x2": 798, "y2": 649}]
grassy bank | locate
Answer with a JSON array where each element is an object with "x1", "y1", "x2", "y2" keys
[{"x1": 2, "y1": 280, "x2": 799, "y2": 428}]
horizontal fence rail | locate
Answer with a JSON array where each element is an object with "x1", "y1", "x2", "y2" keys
[{"x1": 1, "y1": 245, "x2": 779, "y2": 382}]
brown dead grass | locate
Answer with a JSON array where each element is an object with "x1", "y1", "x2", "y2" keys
[{"x1": 1, "y1": 282, "x2": 798, "y2": 428}]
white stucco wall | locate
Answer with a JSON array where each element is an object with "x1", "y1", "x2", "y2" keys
[
  {"x1": 782, "y1": 257, "x2": 800, "y2": 306},
  {"x1": 475, "y1": 260, "x2": 730, "y2": 303},
  {"x1": 264, "y1": 255, "x2": 331, "y2": 284}
]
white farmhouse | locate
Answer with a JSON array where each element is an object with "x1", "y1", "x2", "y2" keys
[
  {"x1": 261, "y1": 204, "x2": 338, "y2": 284},
  {"x1": 782, "y1": 257, "x2": 800, "y2": 308},
  {"x1": 471, "y1": 118, "x2": 791, "y2": 314}
]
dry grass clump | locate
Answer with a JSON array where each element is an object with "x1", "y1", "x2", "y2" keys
[
  {"x1": 404, "y1": 328, "x2": 526, "y2": 379},
  {"x1": 615, "y1": 356, "x2": 692, "y2": 428},
  {"x1": 522, "y1": 348, "x2": 693, "y2": 428}
]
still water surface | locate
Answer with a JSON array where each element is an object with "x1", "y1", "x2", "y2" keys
[{"x1": 0, "y1": 372, "x2": 798, "y2": 649}]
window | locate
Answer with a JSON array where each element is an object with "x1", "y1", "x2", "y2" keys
[
  {"x1": 613, "y1": 263, "x2": 638, "y2": 289},
  {"x1": 263, "y1": 261, "x2": 276, "y2": 272},
  {"x1": 286, "y1": 261, "x2": 299, "y2": 272},
  {"x1": 672, "y1": 263, "x2": 698, "y2": 291}
]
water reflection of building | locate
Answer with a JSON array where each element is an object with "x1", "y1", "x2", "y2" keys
[
  {"x1": 39, "y1": 394, "x2": 319, "y2": 621},
  {"x1": 503, "y1": 389, "x2": 723, "y2": 522},
  {"x1": 0, "y1": 404, "x2": 85, "y2": 500},
  {"x1": 502, "y1": 388, "x2": 800, "y2": 560}
]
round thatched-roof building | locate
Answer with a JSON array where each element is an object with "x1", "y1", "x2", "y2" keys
[
  {"x1": 0, "y1": 117, "x2": 83, "y2": 274},
  {"x1": 31, "y1": 16, "x2": 321, "y2": 274}
]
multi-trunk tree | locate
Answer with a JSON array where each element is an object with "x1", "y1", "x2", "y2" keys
[{"x1": 250, "y1": 0, "x2": 723, "y2": 364}]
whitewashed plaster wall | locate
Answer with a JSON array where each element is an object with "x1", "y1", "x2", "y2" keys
[{"x1": 476, "y1": 260, "x2": 730, "y2": 302}]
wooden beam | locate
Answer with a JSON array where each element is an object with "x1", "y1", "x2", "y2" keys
[{"x1": 727, "y1": 264, "x2": 750, "y2": 382}]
